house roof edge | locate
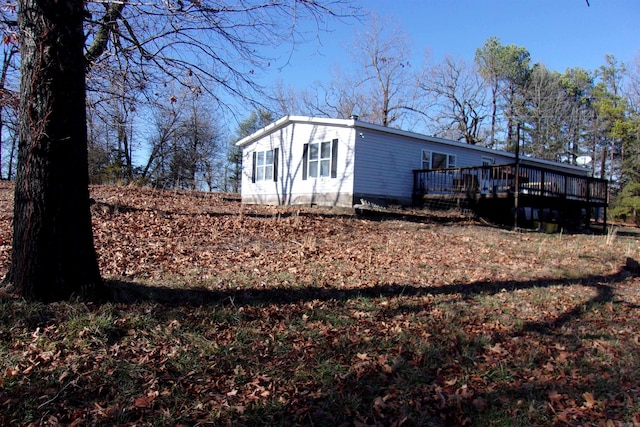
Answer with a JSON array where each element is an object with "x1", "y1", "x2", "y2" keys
[
  {"x1": 235, "y1": 116, "x2": 589, "y2": 174},
  {"x1": 235, "y1": 116, "x2": 357, "y2": 147}
]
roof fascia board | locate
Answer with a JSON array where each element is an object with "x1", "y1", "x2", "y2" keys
[{"x1": 235, "y1": 115, "x2": 356, "y2": 147}]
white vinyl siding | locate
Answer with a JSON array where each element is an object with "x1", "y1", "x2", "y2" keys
[
  {"x1": 352, "y1": 128, "x2": 505, "y2": 203},
  {"x1": 241, "y1": 122, "x2": 354, "y2": 206},
  {"x1": 482, "y1": 156, "x2": 495, "y2": 167},
  {"x1": 240, "y1": 116, "x2": 580, "y2": 208}
]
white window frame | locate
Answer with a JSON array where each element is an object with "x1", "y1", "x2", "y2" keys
[
  {"x1": 481, "y1": 156, "x2": 495, "y2": 180},
  {"x1": 255, "y1": 149, "x2": 274, "y2": 182},
  {"x1": 421, "y1": 150, "x2": 456, "y2": 170},
  {"x1": 307, "y1": 141, "x2": 333, "y2": 179},
  {"x1": 481, "y1": 156, "x2": 495, "y2": 167}
]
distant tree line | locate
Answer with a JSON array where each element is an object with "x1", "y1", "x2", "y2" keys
[
  {"x1": 1, "y1": 10, "x2": 638, "y2": 219},
  {"x1": 1, "y1": 0, "x2": 357, "y2": 301},
  {"x1": 266, "y1": 18, "x2": 640, "y2": 223},
  {"x1": 0, "y1": 0, "x2": 353, "y2": 192}
]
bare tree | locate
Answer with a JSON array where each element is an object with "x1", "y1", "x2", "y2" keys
[
  {"x1": 0, "y1": 17, "x2": 18, "y2": 179},
  {"x1": 83, "y1": 1, "x2": 357, "y2": 109},
  {"x1": 299, "y1": 13, "x2": 424, "y2": 127},
  {"x1": 171, "y1": 96, "x2": 222, "y2": 190},
  {"x1": 422, "y1": 56, "x2": 487, "y2": 144},
  {"x1": 4, "y1": 0, "x2": 359, "y2": 301},
  {"x1": 87, "y1": 108, "x2": 113, "y2": 184},
  {"x1": 519, "y1": 64, "x2": 570, "y2": 160},
  {"x1": 140, "y1": 101, "x2": 181, "y2": 187},
  {"x1": 88, "y1": 56, "x2": 147, "y2": 183},
  {"x1": 142, "y1": 91, "x2": 224, "y2": 191},
  {"x1": 6, "y1": 0, "x2": 102, "y2": 300},
  {"x1": 290, "y1": 66, "x2": 367, "y2": 119},
  {"x1": 2, "y1": 103, "x2": 18, "y2": 180},
  {"x1": 269, "y1": 80, "x2": 308, "y2": 118},
  {"x1": 351, "y1": 13, "x2": 422, "y2": 127},
  {"x1": 228, "y1": 110, "x2": 273, "y2": 193}
]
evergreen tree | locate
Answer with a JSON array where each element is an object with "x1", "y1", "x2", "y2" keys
[{"x1": 475, "y1": 36, "x2": 530, "y2": 150}]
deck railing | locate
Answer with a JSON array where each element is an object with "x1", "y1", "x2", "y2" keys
[{"x1": 413, "y1": 163, "x2": 608, "y2": 206}]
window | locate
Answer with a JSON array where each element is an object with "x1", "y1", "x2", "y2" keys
[
  {"x1": 421, "y1": 150, "x2": 455, "y2": 170},
  {"x1": 481, "y1": 157, "x2": 494, "y2": 180},
  {"x1": 481, "y1": 157, "x2": 495, "y2": 167},
  {"x1": 421, "y1": 150, "x2": 431, "y2": 170},
  {"x1": 251, "y1": 148, "x2": 278, "y2": 183},
  {"x1": 303, "y1": 139, "x2": 338, "y2": 180}
]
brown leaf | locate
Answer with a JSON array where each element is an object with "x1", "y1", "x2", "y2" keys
[
  {"x1": 445, "y1": 377, "x2": 457, "y2": 386},
  {"x1": 582, "y1": 392, "x2": 597, "y2": 408},
  {"x1": 488, "y1": 343, "x2": 509, "y2": 356},
  {"x1": 134, "y1": 393, "x2": 156, "y2": 408},
  {"x1": 548, "y1": 390, "x2": 564, "y2": 403}
]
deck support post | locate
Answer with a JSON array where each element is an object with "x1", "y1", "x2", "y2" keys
[{"x1": 513, "y1": 124, "x2": 521, "y2": 231}]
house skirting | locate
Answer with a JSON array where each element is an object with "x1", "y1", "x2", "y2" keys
[
  {"x1": 353, "y1": 193, "x2": 413, "y2": 208},
  {"x1": 242, "y1": 192, "x2": 355, "y2": 208}
]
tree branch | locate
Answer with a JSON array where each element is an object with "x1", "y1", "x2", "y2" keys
[{"x1": 85, "y1": 1, "x2": 126, "y2": 67}]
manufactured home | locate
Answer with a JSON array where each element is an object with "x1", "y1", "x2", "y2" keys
[{"x1": 236, "y1": 116, "x2": 607, "y2": 227}]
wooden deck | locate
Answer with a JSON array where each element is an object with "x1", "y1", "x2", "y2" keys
[{"x1": 413, "y1": 163, "x2": 608, "y2": 230}]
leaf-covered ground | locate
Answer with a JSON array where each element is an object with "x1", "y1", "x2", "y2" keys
[{"x1": 1, "y1": 181, "x2": 639, "y2": 426}]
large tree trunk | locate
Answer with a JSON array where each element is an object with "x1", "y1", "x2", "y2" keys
[{"x1": 5, "y1": 0, "x2": 102, "y2": 301}]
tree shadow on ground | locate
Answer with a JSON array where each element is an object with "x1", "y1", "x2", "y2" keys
[
  {"x1": 105, "y1": 259, "x2": 638, "y2": 313},
  {"x1": 4, "y1": 261, "x2": 638, "y2": 425},
  {"x1": 96, "y1": 260, "x2": 640, "y2": 425}
]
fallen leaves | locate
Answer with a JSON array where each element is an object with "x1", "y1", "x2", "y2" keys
[
  {"x1": 547, "y1": 389, "x2": 607, "y2": 424},
  {"x1": 0, "y1": 183, "x2": 639, "y2": 425},
  {"x1": 133, "y1": 391, "x2": 158, "y2": 408},
  {"x1": 582, "y1": 391, "x2": 597, "y2": 408}
]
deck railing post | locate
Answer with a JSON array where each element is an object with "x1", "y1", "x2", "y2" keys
[
  {"x1": 514, "y1": 123, "x2": 521, "y2": 230},
  {"x1": 586, "y1": 178, "x2": 592, "y2": 227},
  {"x1": 603, "y1": 180, "x2": 608, "y2": 233}
]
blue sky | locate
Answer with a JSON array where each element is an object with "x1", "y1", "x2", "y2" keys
[{"x1": 261, "y1": 0, "x2": 639, "y2": 91}]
